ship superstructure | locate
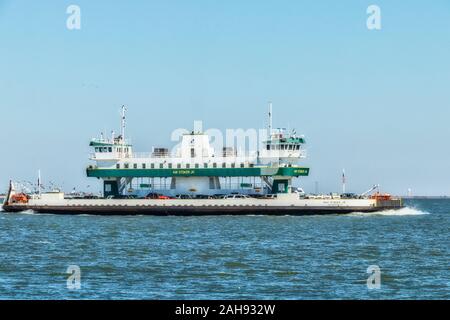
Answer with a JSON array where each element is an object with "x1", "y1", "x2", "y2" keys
[{"x1": 87, "y1": 106, "x2": 309, "y2": 198}]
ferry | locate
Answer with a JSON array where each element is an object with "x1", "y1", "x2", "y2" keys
[{"x1": 2, "y1": 106, "x2": 403, "y2": 215}]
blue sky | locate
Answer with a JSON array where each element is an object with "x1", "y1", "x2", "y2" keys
[{"x1": 0, "y1": 0, "x2": 449, "y2": 195}]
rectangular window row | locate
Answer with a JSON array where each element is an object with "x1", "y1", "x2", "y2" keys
[
  {"x1": 115, "y1": 162, "x2": 254, "y2": 169},
  {"x1": 95, "y1": 147, "x2": 130, "y2": 153},
  {"x1": 266, "y1": 144, "x2": 301, "y2": 150}
]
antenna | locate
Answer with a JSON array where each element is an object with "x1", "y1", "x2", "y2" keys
[
  {"x1": 121, "y1": 105, "x2": 127, "y2": 144},
  {"x1": 342, "y1": 169, "x2": 346, "y2": 194},
  {"x1": 268, "y1": 101, "x2": 273, "y2": 138},
  {"x1": 38, "y1": 169, "x2": 41, "y2": 197}
]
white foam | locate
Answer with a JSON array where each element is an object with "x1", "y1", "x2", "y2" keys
[
  {"x1": 349, "y1": 207, "x2": 430, "y2": 217},
  {"x1": 12, "y1": 210, "x2": 51, "y2": 216},
  {"x1": 19, "y1": 209, "x2": 37, "y2": 215},
  {"x1": 33, "y1": 240, "x2": 51, "y2": 244}
]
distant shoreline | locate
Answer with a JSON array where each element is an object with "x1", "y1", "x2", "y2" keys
[{"x1": 402, "y1": 196, "x2": 450, "y2": 199}]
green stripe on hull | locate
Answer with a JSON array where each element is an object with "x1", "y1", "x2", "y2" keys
[
  {"x1": 276, "y1": 167, "x2": 310, "y2": 176},
  {"x1": 86, "y1": 167, "x2": 310, "y2": 178}
]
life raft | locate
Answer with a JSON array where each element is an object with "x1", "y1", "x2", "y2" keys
[
  {"x1": 10, "y1": 193, "x2": 29, "y2": 204},
  {"x1": 370, "y1": 193, "x2": 392, "y2": 201}
]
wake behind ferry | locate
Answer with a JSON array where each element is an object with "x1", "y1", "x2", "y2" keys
[{"x1": 2, "y1": 106, "x2": 402, "y2": 215}]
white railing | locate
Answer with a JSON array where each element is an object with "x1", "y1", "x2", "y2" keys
[{"x1": 90, "y1": 149, "x2": 306, "y2": 161}]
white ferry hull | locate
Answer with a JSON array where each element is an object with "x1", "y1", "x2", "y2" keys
[{"x1": 2, "y1": 197, "x2": 403, "y2": 216}]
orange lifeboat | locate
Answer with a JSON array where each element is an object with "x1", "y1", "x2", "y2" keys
[
  {"x1": 11, "y1": 193, "x2": 29, "y2": 204},
  {"x1": 370, "y1": 193, "x2": 392, "y2": 201}
]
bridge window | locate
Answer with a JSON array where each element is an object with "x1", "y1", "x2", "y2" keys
[
  {"x1": 231, "y1": 163, "x2": 235, "y2": 168},
  {"x1": 186, "y1": 164, "x2": 190, "y2": 169},
  {"x1": 204, "y1": 163, "x2": 208, "y2": 168},
  {"x1": 177, "y1": 163, "x2": 181, "y2": 169},
  {"x1": 240, "y1": 163, "x2": 245, "y2": 168},
  {"x1": 168, "y1": 163, "x2": 172, "y2": 169},
  {"x1": 159, "y1": 163, "x2": 163, "y2": 169},
  {"x1": 124, "y1": 163, "x2": 129, "y2": 169},
  {"x1": 133, "y1": 164, "x2": 137, "y2": 169},
  {"x1": 213, "y1": 163, "x2": 217, "y2": 168},
  {"x1": 142, "y1": 163, "x2": 146, "y2": 169},
  {"x1": 222, "y1": 163, "x2": 226, "y2": 168},
  {"x1": 195, "y1": 163, "x2": 199, "y2": 168},
  {"x1": 150, "y1": 163, "x2": 155, "y2": 169}
]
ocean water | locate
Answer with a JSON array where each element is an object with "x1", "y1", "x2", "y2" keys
[{"x1": 0, "y1": 199, "x2": 448, "y2": 300}]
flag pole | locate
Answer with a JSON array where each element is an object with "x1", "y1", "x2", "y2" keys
[
  {"x1": 38, "y1": 169, "x2": 41, "y2": 197},
  {"x1": 342, "y1": 169, "x2": 346, "y2": 194}
]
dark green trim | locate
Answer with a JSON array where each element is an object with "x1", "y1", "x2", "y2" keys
[
  {"x1": 263, "y1": 137, "x2": 306, "y2": 144},
  {"x1": 87, "y1": 166, "x2": 310, "y2": 178},
  {"x1": 272, "y1": 179, "x2": 289, "y2": 193},
  {"x1": 104, "y1": 181, "x2": 119, "y2": 197},
  {"x1": 285, "y1": 137, "x2": 305, "y2": 144},
  {"x1": 89, "y1": 141, "x2": 132, "y2": 147},
  {"x1": 276, "y1": 167, "x2": 310, "y2": 176}
]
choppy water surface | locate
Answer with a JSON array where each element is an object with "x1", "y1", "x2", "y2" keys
[{"x1": 0, "y1": 199, "x2": 448, "y2": 299}]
